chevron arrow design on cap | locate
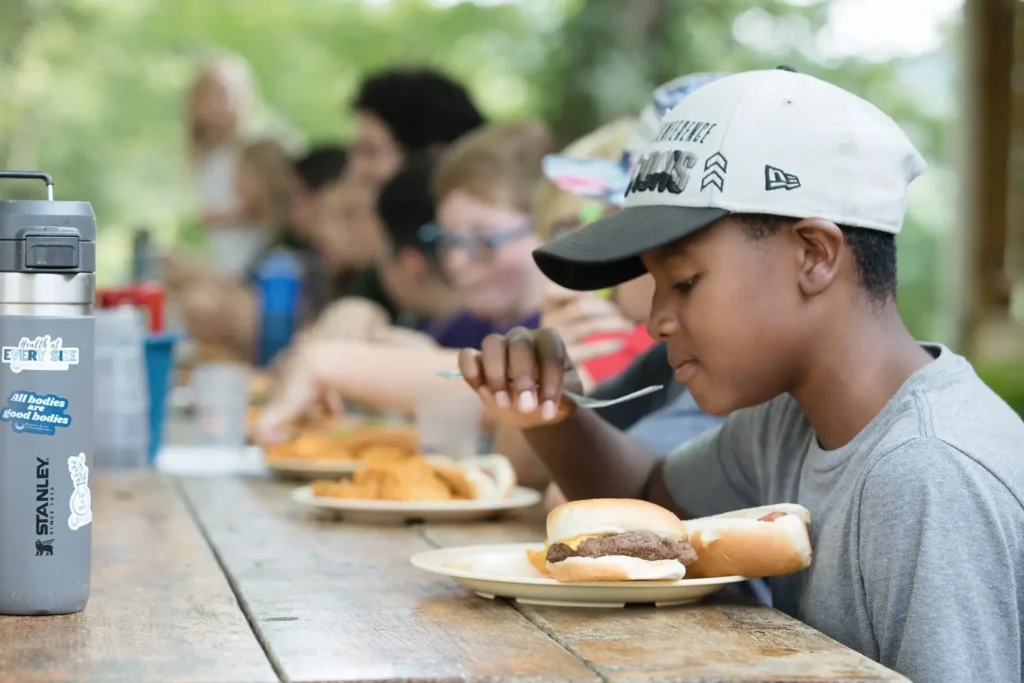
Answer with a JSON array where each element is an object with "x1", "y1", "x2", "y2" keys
[
  {"x1": 701, "y1": 152, "x2": 727, "y2": 191},
  {"x1": 701, "y1": 171, "x2": 724, "y2": 192},
  {"x1": 704, "y1": 152, "x2": 727, "y2": 172}
]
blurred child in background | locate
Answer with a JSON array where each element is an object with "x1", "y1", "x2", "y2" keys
[
  {"x1": 166, "y1": 138, "x2": 310, "y2": 358},
  {"x1": 255, "y1": 121, "x2": 556, "y2": 437},
  {"x1": 290, "y1": 144, "x2": 348, "y2": 244},
  {"x1": 310, "y1": 176, "x2": 387, "y2": 301},
  {"x1": 287, "y1": 144, "x2": 349, "y2": 317},
  {"x1": 347, "y1": 67, "x2": 486, "y2": 188},
  {"x1": 184, "y1": 53, "x2": 261, "y2": 278},
  {"x1": 234, "y1": 138, "x2": 295, "y2": 276},
  {"x1": 312, "y1": 152, "x2": 461, "y2": 342}
]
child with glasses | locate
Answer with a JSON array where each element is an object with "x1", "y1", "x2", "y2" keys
[{"x1": 254, "y1": 122, "x2": 554, "y2": 436}]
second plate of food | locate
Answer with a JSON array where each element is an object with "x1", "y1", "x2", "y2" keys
[{"x1": 292, "y1": 454, "x2": 540, "y2": 522}]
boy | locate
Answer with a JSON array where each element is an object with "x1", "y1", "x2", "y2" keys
[{"x1": 456, "y1": 68, "x2": 1024, "y2": 682}]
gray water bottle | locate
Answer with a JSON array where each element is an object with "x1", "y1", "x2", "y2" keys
[{"x1": 0, "y1": 172, "x2": 95, "y2": 615}]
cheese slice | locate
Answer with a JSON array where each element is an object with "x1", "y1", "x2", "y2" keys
[{"x1": 548, "y1": 533, "x2": 612, "y2": 552}]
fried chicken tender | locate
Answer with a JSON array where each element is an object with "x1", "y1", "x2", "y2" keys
[
  {"x1": 266, "y1": 426, "x2": 418, "y2": 462},
  {"x1": 312, "y1": 457, "x2": 468, "y2": 502}
]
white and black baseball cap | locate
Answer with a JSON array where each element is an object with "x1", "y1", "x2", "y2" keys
[{"x1": 533, "y1": 68, "x2": 928, "y2": 290}]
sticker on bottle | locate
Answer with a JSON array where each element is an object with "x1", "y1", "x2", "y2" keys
[
  {"x1": 0, "y1": 391, "x2": 72, "y2": 436},
  {"x1": 67, "y1": 453, "x2": 91, "y2": 531},
  {"x1": 1, "y1": 336, "x2": 80, "y2": 373}
]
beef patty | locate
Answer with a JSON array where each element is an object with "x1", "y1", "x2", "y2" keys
[{"x1": 546, "y1": 530, "x2": 697, "y2": 565}]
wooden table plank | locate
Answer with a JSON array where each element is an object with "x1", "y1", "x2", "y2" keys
[
  {"x1": 516, "y1": 604, "x2": 906, "y2": 683},
  {"x1": 180, "y1": 477, "x2": 599, "y2": 683},
  {"x1": 422, "y1": 521, "x2": 908, "y2": 683},
  {"x1": 0, "y1": 472, "x2": 277, "y2": 683}
]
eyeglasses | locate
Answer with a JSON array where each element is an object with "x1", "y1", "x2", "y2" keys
[{"x1": 418, "y1": 220, "x2": 533, "y2": 261}]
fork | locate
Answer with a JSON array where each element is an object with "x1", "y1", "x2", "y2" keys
[{"x1": 435, "y1": 370, "x2": 662, "y2": 409}]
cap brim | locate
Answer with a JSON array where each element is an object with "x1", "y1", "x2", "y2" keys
[{"x1": 532, "y1": 205, "x2": 729, "y2": 290}]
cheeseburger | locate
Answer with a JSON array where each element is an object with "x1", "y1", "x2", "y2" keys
[
  {"x1": 540, "y1": 499, "x2": 697, "y2": 582},
  {"x1": 529, "y1": 500, "x2": 813, "y2": 583}
]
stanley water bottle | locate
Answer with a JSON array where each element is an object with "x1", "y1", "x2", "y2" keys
[{"x1": 0, "y1": 172, "x2": 95, "y2": 615}]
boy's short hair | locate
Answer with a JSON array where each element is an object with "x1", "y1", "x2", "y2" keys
[
  {"x1": 377, "y1": 152, "x2": 437, "y2": 255},
  {"x1": 738, "y1": 214, "x2": 897, "y2": 301},
  {"x1": 294, "y1": 144, "x2": 348, "y2": 193},
  {"x1": 352, "y1": 68, "x2": 485, "y2": 154},
  {"x1": 433, "y1": 121, "x2": 553, "y2": 215}
]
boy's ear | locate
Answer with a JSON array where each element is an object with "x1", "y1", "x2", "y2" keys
[{"x1": 790, "y1": 218, "x2": 845, "y2": 297}]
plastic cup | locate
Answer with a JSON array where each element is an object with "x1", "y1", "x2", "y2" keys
[
  {"x1": 191, "y1": 362, "x2": 251, "y2": 447},
  {"x1": 144, "y1": 332, "x2": 178, "y2": 463},
  {"x1": 414, "y1": 386, "x2": 482, "y2": 459}
]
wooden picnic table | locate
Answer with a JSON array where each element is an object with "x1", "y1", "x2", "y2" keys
[{"x1": 0, "y1": 471, "x2": 909, "y2": 683}]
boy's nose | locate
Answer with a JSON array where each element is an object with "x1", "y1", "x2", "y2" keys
[{"x1": 646, "y1": 292, "x2": 679, "y2": 340}]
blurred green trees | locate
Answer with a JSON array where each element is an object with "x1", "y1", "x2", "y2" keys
[{"x1": 0, "y1": 0, "x2": 957, "y2": 342}]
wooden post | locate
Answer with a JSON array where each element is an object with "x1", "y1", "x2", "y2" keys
[
  {"x1": 963, "y1": 0, "x2": 1020, "y2": 360},
  {"x1": 1006, "y1": 2, "x2": 1024, "y2": 301}
]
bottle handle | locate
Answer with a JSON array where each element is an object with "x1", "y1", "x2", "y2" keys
[{"x1": 0, "y1": 171, "x2": 53, "y2": 200}]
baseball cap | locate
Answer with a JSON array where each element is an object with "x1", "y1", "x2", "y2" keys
[
  {"x1": 541, "y1": 72, "x2": 726, "y2": 207},
  {"x1": 533, "y1": 68, "x2": 928, "y2": 291}
]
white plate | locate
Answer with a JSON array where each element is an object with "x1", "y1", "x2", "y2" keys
[
  {"x1": 265, "y1": 456, "x2": 365, "y2": 478},
  {"x1": 291, "y1": 485, "x2": 543, "y2": 523},
  {"x1": 410, "y1": 543, "x2": 746, "y2": 608}
]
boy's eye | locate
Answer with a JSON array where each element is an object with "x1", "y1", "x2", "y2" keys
[{"x1": 672, "y1": 275, "x2": 700, "y2": 293}]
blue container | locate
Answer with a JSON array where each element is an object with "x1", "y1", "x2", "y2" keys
[
  {"x1": 254, "y1": 250, "x2": 302, "y2": 367},
  {"x1": 144, "y1": 332, "x2": 177, "y2": 463}
]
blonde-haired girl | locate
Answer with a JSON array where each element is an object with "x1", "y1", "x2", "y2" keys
[{"x1": 185, "y1": 53, "x2": 264, "y2": 278}]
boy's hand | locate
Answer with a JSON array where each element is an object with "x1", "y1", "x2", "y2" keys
[{"x1": 457, "y1": 327, "x2": 583, "y2": 430}]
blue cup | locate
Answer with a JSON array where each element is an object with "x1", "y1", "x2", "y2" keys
[
  {"x1": 144, "y1": 332, "x2": 178, "y2": 463},
  {"x1": 254, "y1": 250, "x2": 302, "y2": 367}
]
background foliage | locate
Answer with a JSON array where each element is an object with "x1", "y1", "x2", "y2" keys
[{"x1": 0, "y1": 0, "x2": 958, "y2": 341}]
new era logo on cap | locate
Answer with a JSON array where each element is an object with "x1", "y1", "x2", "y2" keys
[
  {"x1": 764, "y1": 165, "x2": 800, "y2": 191},
  {"x1": 533, "y1": 69, "x2": 929, "y2": 291}
]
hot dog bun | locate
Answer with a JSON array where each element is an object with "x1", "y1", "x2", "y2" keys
[
  {"x1": 429, "y1": 455, "x2": 517, "y2": 501},
  {"x1": 683, "y1": 503, "x2": 812, "y2": 579}
]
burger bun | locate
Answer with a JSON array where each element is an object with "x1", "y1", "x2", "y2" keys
[
  {"x1": 547, "y1": 555, "x2": 687, "y2": 582},
  {"x1": 546, "y1": 498, "x2": 687, "y2": 543}
]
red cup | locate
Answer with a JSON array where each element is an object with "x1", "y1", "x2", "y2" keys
[{"x1": 97, "y1": 283, "x2": 165, "y2": 332}]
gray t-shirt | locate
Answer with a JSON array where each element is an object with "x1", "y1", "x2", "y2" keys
[
  {"x1": 590, "y1": 343, "x2": 723, "y2": 454},
  {"x1": 663, "y1": 344, "x2": 1024, "y2": 683}
]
